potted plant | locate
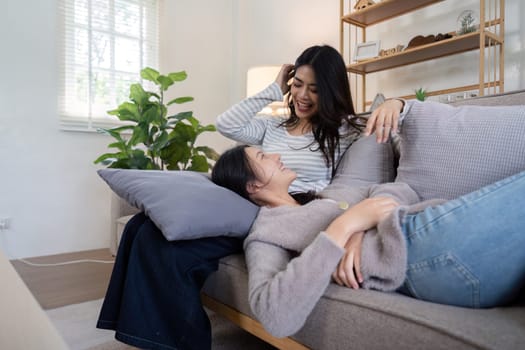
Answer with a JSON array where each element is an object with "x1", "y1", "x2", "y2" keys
[
  {"x1": 94, "y1": 67, "x2": 219, "y2": 172},
  {"x1": 457, "y1": 10, "x2": 478, "y2": 35},
  {"x1": 415, "y1": 87, "x2": 427, "y2": 102}
]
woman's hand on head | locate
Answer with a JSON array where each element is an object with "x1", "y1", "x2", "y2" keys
[
  {"x1": 364, "y1": 99, "x2": 404, "y2": 143},
  {"x1": 325, "y1": 197, "x2": 399, "y2": 247},
  {"x1": 275, "y1": 64, "x2": 295, "y2": 95},
  {"x1": 332, "y1": 231, "x2": 364, "y2": 289}
]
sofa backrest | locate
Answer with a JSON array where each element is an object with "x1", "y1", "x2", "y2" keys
[{"x1": 396, "y1": 97, "x2": 525, "y2": 201}]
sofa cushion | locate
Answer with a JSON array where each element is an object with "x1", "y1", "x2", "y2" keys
[
  {"x1": 98, "y1": 169, "x2": 259, "y2": 240},
  {"x1": 202, "y1": 254, "x2": 525, "y2": 350},
  {"x1": 396, "y1": 101, "x2": 525, "y2": 200}
]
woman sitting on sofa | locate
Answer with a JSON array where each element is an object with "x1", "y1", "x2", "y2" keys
[
  {"x1": 216, "y1": 44, "x2": 366, "y2": 193},
  {"x1": 211, "y1": 144, "x2": 525, "y2": 338}
]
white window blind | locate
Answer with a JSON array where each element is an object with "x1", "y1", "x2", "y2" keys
[{"x1": 57, "y1": 0, "x2": 159, "y2": 131}]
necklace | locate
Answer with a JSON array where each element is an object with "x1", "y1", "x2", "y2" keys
[
  {"x1": 323, "y1": 198, "x2": 350, "y2": 210},
  {"x1": 337, "y1": 201, "x2": 349, "y2": 210}
]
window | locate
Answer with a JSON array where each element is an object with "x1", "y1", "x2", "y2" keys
[{"x1": 58, "y1": 0, "x2": 159, "y2": 131}]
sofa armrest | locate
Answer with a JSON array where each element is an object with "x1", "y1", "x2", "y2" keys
[{"x1": 110, "y1": 193, "x2": 140, "y2": 255}]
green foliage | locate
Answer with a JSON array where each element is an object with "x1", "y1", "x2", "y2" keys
[
  {"x1": 415, "y1": 87, "x2": 427, "y2": 102},
  {"x1": 94, "y1": 67, "x2": 219, "y2": 172},
  {"x1": 458, "y1": 12, "x2": 476, "y2": 35}
]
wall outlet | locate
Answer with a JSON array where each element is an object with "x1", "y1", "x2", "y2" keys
[{"x1": 0, "y1": 217, "x2": 11, "y2": 230}]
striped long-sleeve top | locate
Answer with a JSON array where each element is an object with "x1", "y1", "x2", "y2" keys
[{"x1": 216, "y1": 82, "x2": 357, "y2": 193}]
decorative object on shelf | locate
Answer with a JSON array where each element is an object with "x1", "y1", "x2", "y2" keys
[
  {"x1": 435, "y1": 32, "x2": 453, "y2": 41},
  {"x1": 354, "y1": 0, "x2": 375, "y2": 10},
  {"x1": 406, "y1": 33, "x2": 453, "y2": 49},
  {"x1": 457, "y1": 9, "x2": 478, "y2": 35},
  {"x1": 406, "y1": 35, "x2": 436, "y2": 49},
  {"x1": 379, "y1": 44, "x2": 404, "y2": 57},
  {"x1": 354, "y1": 40, "x2": 381, "y2": 61},
  {"x1": 94, "y1": 67, "x2": 219, "y2": 172},
  {"x1": 438, "y1": 91, "x2": 479, "y2": 103},
  {"x1": 415, "y1": 87, "x2": 427, "y2": 101}
]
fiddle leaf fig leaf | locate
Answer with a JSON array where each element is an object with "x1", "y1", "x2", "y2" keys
[
  {"x1": 127, "y1": 149, "x2": 157, "y2": 169},
  {"x1": 113, "y1": 102, "x2": 141, "y2": 122},
  {"x1": 108, "y1": 141, "x2": 127, "y2": 152},
  {"x1": 167, "y1": 96, "x2": 194, "y2": 105},
  {"x1": 157, "y1": 75, "x2": 174, "y2": 91},
  {"x1": 129, "y1": 83, "x2": 148, "y2": 106},
  {"x1": 187, "y1": 116, "x2": 200, "y2": 129},
  {"x1": 168, "y1": 71, "x2": 187, "y2": 82},
  {"x1": 168, "y1": 111, "x2": 193, "y2": 121},
  {"x1": 195, "y1": 146, "x2": 220, "y2": 161},
  {"x1": 143, "y1": 105, "x2": 162, "y2": 124},
  {"x1": 200, "y1": 124, "x2": 217, "y2": 133},
  {"x1": 162, "y1": 139, "x2": 191, "y2": 170},
  {"x1": 150, "y1": 130, "x2": 169, "y2": 153},
  {"x1": 141, "y1": 67, "x2": 160, "y2": 83},
  {"x1": 172, "y1": 122, "x2": 197, "y2": 143},
  {"x1": 129, "y1": 124, "x2": 149, "y2": 146},
  {"x1": 97, "y1": 126, "x2": 128, "y2": 142},
  {"x1": 188, "y1": 154, "x2": 208, "y2": 172},
  {"x1": 93, "y1": 152, "x2": 120, "y2": 165}
]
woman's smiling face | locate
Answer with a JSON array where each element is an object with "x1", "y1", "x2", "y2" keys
[
  {"x1": 290, "y1": 64, "x2": 319, "y2": 121},
  {"x1": 244, "y1": 147, "x2": 296, "y2": 190}
]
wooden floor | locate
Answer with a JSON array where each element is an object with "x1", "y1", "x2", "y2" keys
[{"x1": 11, "y1": 248, "x2": 114, "y2": 310}]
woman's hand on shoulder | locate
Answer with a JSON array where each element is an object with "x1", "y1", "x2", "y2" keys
[
  {"x1": 332, "y1": 231, "x2": 364, "y2": 289},
  {"x1": 364, "y1": 99, "x2": 404, "y2": 143},
  {"x1": 275, "y1": 64, "x2": 295, "y2": 95}
]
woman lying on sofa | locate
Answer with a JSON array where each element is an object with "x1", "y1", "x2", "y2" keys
[{"x1": 211, "y1": 141, "x2": 525, "y2": 338}]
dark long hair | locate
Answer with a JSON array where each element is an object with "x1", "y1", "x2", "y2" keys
[
  {"x1": 211, "y1": 145, "x2": 318, "y2": 205},
  {"x1": 282, "y1": 45, "x2": 364, "y2": 176},
  {"x1": 212, "y1": 145, "x2": 254, "y2": 201}
]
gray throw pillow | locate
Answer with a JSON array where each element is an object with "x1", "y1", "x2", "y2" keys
[
  {"x1": 331, "y1": 134, "x2": 396, "y2": 188},
  {"x1": 98, "y1": 169, "x2": 259, "y2": 240},
  {"x1": 326, "y1": 93, "x2": 396, "y2": 193},
  {"x1": 396, "y1": 101, "x2": 525, "y2": 201}
]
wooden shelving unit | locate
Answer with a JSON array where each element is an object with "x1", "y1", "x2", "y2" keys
[
  {"x1": 341, "y1": 0, "x2": 444, "y2": 27},
  {"x1": 340, "y1": 0, "x2": 505, "y2": 111}
]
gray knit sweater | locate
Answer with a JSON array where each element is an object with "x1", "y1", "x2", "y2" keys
[{"x1": 243, "y1": 182, "x2": 423, "y2": 337}]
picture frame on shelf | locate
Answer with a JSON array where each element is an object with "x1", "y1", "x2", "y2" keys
[{"x1": 354, "y1": 40, "x2": 380, "y2": 62}]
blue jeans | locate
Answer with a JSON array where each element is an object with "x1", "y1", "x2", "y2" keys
[
  {"x1": 399, "y1": 170, "x2": 525, "y2": 308},
  {"x1": 97, "y1": 213, "x2": 243, "y2": 350}
]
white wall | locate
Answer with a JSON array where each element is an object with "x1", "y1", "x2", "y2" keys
[
  {"x1": 1, "y1": 0, "x2": 113, "y2": 259},
  {"x1": 0, "y1": 0, "x2": 522, "y2": 258},
  {"x1": 158, "y1": 0, "x2": 235, "y2": 154},
  {"x1": 158, "y1": 0, "x2": 341, "y2": 154}
]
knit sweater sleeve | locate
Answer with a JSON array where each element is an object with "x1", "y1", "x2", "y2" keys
[
  {"x1": 246, "y1": 233, "x2": 344, "y2": 338},
  {"x1": 244, "y1": 199, "x2": 350, "y2": 252},
  {"x1": 215, "y1": 82, "x2": 284, "y2": 145},
  {"x1": 359, "y1": 182, "x2": 420, "y2": 290}
]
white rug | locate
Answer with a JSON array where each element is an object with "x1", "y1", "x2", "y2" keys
[
  {"x1": 46, "y1": 299, "x2": 116, "y2": 350},
  {"x1": 46, "y1": 299, "x2": 276, "y2": 350}
]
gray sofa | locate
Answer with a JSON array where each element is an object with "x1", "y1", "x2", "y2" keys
[{"x1": 111, "y1": 90, "x2": 525, "y2": 350}]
